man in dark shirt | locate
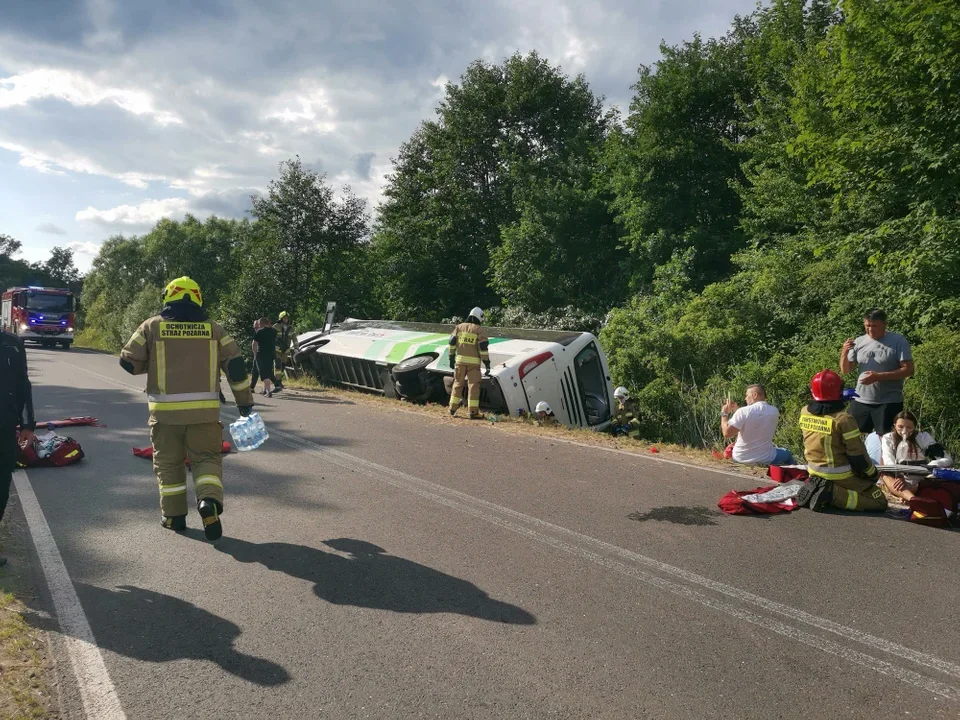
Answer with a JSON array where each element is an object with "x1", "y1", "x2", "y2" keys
[
  {"x1": 1, "y1": 332, "x2": 36, "y2": 566},
  {"x1": 252, "y1": 317, "x2": 283, "y2": 396}
]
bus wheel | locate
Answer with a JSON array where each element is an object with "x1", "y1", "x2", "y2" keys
[{"x1": 61, "y1": 342, "x2": 71, "y2": 350}]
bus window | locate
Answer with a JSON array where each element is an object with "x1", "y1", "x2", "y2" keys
[{"x1": 574, "y1": 343, "x2": 610, "y2": 426}]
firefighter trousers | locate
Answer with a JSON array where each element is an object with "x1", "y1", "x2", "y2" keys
[
  {"x1": 150, "y1": 422, "x2": 224, "y2": 517},
  {"x1": 826, "y1": 476, "x2": 888, "y2": 512},
  {"x1": 449, "y1": 364, "x2": 482, "y2": 414}
]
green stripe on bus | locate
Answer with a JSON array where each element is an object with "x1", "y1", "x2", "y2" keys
[
  {"x1": 362, "y1": 331, "x2": 426, "y2": 360},
  {"x1": 385, "y1": 333, "x2": 448, "y2": 362}
]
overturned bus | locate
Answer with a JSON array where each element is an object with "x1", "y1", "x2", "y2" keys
[{"x1": 294, "y1": 320, "x2": 615, "y2": 431}]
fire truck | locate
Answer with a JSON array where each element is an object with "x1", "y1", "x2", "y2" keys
[{"x1": 1, "y1": 286, "x2": 75, "y2": 349}]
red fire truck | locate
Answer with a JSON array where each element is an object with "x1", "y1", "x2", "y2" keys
[{"x1": 1, "y1": 286, "x2": 75, "y2": 349}]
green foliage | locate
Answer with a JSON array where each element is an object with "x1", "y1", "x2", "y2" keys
[
  {"x1": 0, "y1": 238, "x2": 82, "y2": 300},
  {"x1": 57, "y1": 1, "x2": 960, "y2": 459},
  {"x1": 607, "y1": 28, "x2": 755, "y2": 290},
  {"x1": 372, "y1": 51, "x2": 620, "y2": 320}
]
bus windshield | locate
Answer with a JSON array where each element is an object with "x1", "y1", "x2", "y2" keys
[{"x1": 26, "y1": 293, "x2": 73, "y2": 312}]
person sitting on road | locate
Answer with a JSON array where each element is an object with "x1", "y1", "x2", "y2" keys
[
  {"x1": 879, "y1": 410, "x2": 951, "y2": 502},
  {"x1": 720, "y1": 384, "x2": 794, "y2": 466},
  {"x1": 798, "y1": 370, "x2": 887, "y2": 512},
  {"x1": 535, "y1": 401, "x2": 558, "y2": 427},
  {"x1": 610, "y1": 387, "x2": 640, "y2": 439}
]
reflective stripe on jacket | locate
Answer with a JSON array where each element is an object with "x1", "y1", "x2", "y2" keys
[
  {"x1": 448, "y1": 322, "x2": 489, "y2": 367},
  {"x1": 121, "y1": 316, "x2": 253, "y2": 425},
  {"x1": 800, "y1": 407, "x2": 876, "y2": 481}
]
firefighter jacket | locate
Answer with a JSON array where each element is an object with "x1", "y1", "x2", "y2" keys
[
  {"x1": 121, "y1": 305, "x2": 253, "y2": 425},
  {"x1": 449, "y1": 322, "x2": 489, "y2": 367},
  {"x1": 613, "y1": 398, "x2": 639, "y2": 426},
  {"x1": 277, "y1": 321, "x2": 297, "y2": 351},
  {"x1": 800, "y1": 402, "x2": 878, "y2": 482}
]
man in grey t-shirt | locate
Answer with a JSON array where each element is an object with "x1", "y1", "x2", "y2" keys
[{"x1": 840, "y1": 308, "x2": 914, "y2": 435}]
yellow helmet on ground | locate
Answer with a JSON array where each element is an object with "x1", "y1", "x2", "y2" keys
[{"x1": 163, "y1": 276, "x2": 203, "y2": 306}]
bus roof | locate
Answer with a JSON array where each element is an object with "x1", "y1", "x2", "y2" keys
[{"x1": 332, "y1": 320, "x2": 585, "y2": 346}]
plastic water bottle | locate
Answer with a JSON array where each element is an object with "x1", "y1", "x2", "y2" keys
[
  {"x1": 229, "y1": 417, "x2": 254, "y2": 451},
  {"x1": 248, "y1": 412, "x2": 268, "y2": 449}
]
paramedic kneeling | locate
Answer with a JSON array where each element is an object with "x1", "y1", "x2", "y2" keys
[
  {"x1": 720, "y1": 385, "x2": 794, "y2": 466},
  {"x1": 799, "y1": 370, "x2": 887, "y2": 512}
]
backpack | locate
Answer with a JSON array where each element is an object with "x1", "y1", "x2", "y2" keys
[
  {"x1": 17, "y1": 433, "x2": 85, "y2": 468},
  {"x1": 909, "y1": 479, "x2": 960, "y2": 529}
]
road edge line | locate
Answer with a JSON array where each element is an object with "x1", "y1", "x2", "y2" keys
[{"x1": 13, "y1": 470, "x2": 126, "y2": 720}]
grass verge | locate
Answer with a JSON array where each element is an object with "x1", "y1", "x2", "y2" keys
[
  {"x1": 71, "y1": 328, "x2": 115, "y2": 352},
  {"x1": 0, "y1": 519, "x2": 58, "y2": 719},
  {"x1": 277, "y1": 375, "x2": 769, "y2": 479}
]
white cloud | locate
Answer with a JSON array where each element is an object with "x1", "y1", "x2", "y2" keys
[
  {"x1": 0, "y1": 0, "x2": 756, "y2": 249},
  {"x1": 0, "y1": 140, "x2": 166, "y2": 187},
  {"x1": 68, "y1": 241, "x2": 103, "y2": 256},
  {"x1": 0, "y1": 68, "x2": 181, "y2": 125},
  {"x1": 36, "y1": 222, "x2": 67, "y2": 235},
  {"x1": 76, "y1": 198, "x2": 189, "y2": 226},
  {"x1": 264, "y1": 84, "x2": 337, "y2": 134}
]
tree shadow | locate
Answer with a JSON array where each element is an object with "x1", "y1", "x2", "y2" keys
[
  {"x1": 627, "y1": 506, "x2": 725, "y2": 526},
  {"x1": 196, "y1": 534, "x2": 536, "y2": 625},
  {"x1": 72, "y1": 583, "x2": 290, "y2": 686}
]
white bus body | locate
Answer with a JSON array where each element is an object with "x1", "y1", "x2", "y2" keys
[{"x1": 295, "y1": 320, "x2": 615, "y2": 431}]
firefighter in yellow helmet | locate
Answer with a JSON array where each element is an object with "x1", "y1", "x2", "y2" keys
[
  {"x1": 120, "y1": 276, "x2": 254, "y2": 539},
  {"x1": 448, "y1": 307, "x2": 490, "y2": 419},
  {"x1": 275, "y1": 310, "x2": 297, "y2": 377},
  {"x1": 798, "y1": 369, "x2": 887, "y2": 512}
]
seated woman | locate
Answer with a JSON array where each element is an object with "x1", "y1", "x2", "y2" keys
[{"x1": 880, "y1": 410, "x2": 951, "y2": 501}]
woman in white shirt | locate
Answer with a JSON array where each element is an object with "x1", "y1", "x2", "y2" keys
[{"x1": 880, "y1": 410, "x2": 950, "y2": 501}]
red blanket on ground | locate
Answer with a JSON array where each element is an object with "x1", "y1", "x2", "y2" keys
[
  {"x1": 718, "y1": 484, "x2": 804, "y2": 515},
  {"x1": 19, "y1": 416, "x2": 102, "y2": 430},
  {"x1": 132, "y1": 442, "x2": 232, "y2": 461}
]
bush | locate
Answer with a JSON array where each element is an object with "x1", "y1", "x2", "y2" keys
[{"x1": 72, "y1": 328, "x2": 115, "y2": 352}]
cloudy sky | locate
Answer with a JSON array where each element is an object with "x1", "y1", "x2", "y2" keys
[{"x1": 1, "y1": 0, "x2": 757, "y2": 272}]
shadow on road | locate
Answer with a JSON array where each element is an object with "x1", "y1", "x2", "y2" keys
[
  {"x1": 73, "y1": 583, "x2": 290, "y2": 686},
  {"x1": 198, "y1": 534, "x2": 536, "y2": 625},
  {"x1": 628, "y1": 506, "x2": 726, "y2": 526}
]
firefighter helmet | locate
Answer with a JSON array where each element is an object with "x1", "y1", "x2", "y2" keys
[
  {"x1": 163, "y1": 276, "x2": 203, "y2": 307},
  {"x1": 614, "y1": 386, "x2": 629, "y2": 401},
  {"x1": 279, "y1": 311, "x2": 289, "y2": 320},
  {"x1": 535, "y1": 401, "x2": 552, "y2": 415},
  {"x1": 810, "y1": 369, "x2": 844, "y2": 402},
  {"x1": 468, "y1": 307, "x2": 485, "y2": 323}
]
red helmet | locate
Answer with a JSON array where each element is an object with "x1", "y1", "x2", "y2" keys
[{"x1": 810, "y1": 369, "x2": 844, "y2": 402}]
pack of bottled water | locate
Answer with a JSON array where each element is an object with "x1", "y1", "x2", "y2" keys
[{"x1": 229, "y1": 412, "x2": 269, "y2": 452}]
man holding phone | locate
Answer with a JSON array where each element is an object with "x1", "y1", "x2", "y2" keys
[{"x1": 840, "y1": 308, "x2": 914, "y2": 436}]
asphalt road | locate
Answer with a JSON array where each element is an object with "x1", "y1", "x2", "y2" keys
[{"x1": 15, "y1": 346, "x2": 960, "y2": 719}]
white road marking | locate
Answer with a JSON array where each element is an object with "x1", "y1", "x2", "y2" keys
[
  {"x1": 264, "y1": 428, "x2": 960, "y2": 702},
  {"x1": 62, "y1": 357, "x2": 960, "y2": 701},
  {"x1": 13, "y1": 470, "x2": 127, "y2": 719}
]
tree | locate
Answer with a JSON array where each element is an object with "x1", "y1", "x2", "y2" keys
[
  {"x1": 0, "y1": 234, "x2": 21, "y2": 258},
  {"x1": 39, "y1": 247, "x2": 81, "y2": 288},
  {"x1": 607, "y1": 27, "x2": 756, "y2": 290},
  {"x1": 373, "y1": 51, "x2": 617, "y2": 319},
  {"x1": 249, "y1": 157, "x2": 369, "y2": 316}
]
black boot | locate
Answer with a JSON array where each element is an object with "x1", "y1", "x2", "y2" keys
[
  {"x1": 798, "y1": 477, "x2": 833, "y2": 512},
  {"x1": 198, "y1": 499, "x2": 223, "y2": 541},
  {"x1": 161, "y1": 515, "x2": 187, "y2": 532}
]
